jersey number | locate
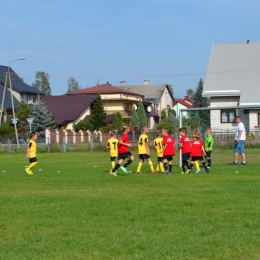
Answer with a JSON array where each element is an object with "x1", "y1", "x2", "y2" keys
[{"x1": 112, "y1": 142, "x2": 117, "y2": 150}]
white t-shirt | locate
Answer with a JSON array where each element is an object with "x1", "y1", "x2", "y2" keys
[{"x1": 235, "y1": 122, "x2": 246, "y2": 141}]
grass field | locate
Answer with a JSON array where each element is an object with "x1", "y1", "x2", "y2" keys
[{"x1": 1, "y1": 150, "x2": 260, "y2": 260}]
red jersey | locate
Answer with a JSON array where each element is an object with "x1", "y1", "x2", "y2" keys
[
  {"x1": 180, "y1": 135, "x2": 191, "y2": 154},
  {"x1": 118, "y1": 132, "x2": 129, "y2": 153},
  {"x1": 163, "y1": 135, "x2": 175, "y2": 156},
  {"x1": 191, "y1": 139, "x2": 204, "y2": 157}
]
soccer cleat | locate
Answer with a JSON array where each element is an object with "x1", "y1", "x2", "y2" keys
[
  {"x1": 186, "y1": 170, "x2": 190, "y2": 174},
  {"x1": 181, "y1": 171, "x2": 185, "y2": 174},
  {"x1": 151, "y1": 170, "x2": 156, "y2": 174},
  {"x1": 120, "y1": 166, "x2": 128, "y2": 173},
  {"x1": 164, "y1": 170, "x2": 169, "y2": 174},
  {"x1": 168, "y1": 172, "x2": 172, "y2": 174},
  {"x1": 230, "y1": 162, "x2": 238, "y2": 165},
  {"x1": 109, "y1": 171, "x2": 117, "y2": 176},
  {"x1": 154, "y1": 170, "x2": 159, "y2": 173},
  {"x1": 207, "y1": 166, "x2": 211, "y2": 169},
  {"x1": 206, "y1": 168, "x2": 210, "y2": 173},
  {"x1": 241, "y1": 162, "x2": 247, "y2": 165},
  {"x1": 25, "y1": 168, "x2": 33, "y2": 175},
  {"x1": 196, "y1": 169, "x2": 202, "y2": 173},
  {"x1": 135, "y1": 171, "x2": 140, "y2": 174}
]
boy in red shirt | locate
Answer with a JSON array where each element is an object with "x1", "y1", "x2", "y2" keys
[
  {"x1": 190, "y1": 132, "x2": 209, "y2": 173},
  {"x1": 178, "y1": 127, "x2": 191, "y2": 174},
  {"x1": 110, "y1": 125, "x2": 134, "y2": 176},
  {"x1": 162, "y1": 128, "x2": 175, "y2": 174}
]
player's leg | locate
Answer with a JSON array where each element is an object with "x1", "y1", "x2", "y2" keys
[
  {"x1": 110, "y1": 158, "x2": 124, "y2": 176},
  {"x1": 163, "y1": 158, "x2": 168, "y2": 173},
  {"x1": 27, "y1": 158, "x2": 37, "y2": 174},
  {"x1": 200, "y1": 158, "x2": 209, "y2": 172},
  {"x1": 122, "y1": 153, "x2": 134, "y2": 169},
  {"x1": 136, "y1": 157, "x2": 143, "y2": 173},
  {"x1": 194, "y1": 160, "x2": 200, "y2": 171},
  {"x1": 147, "y1": 157, "x2": 155, "y2": 173},
  {"x1": 110, "y1": 157, "x2": 116, "y2": 171},
  {"x1": 168, "y1": 159, "x2": 172, "y2": 174},
  {"x1": 206, "y1": 151, "x2": 212, "y2": 167}
]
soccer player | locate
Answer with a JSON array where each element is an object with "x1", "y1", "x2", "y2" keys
[
  {"x1": 190, "y1": 132, "x2": 209, "y2": 173},
  {"x1": 179, "y1": 127, "x2": 191, "y2": 174},
  {"x1": 25, "y1": 132, "x2": 38, "y2": 175},
  {"x1": 205, "y1": 128, "x2": 214, "y2": 168},
  {"x1": 162, "y1": 128, "x2": 175, "y2": 174},
  {"x1": 136, "y1": 126, "x2": 155, "y2": 174},
  {"x1": 154, "y1": 130, "x2": 164, "y2": 173},
  {"x1": 109, "y1": 125, "x2": 134, "y2": 176},
  {"x1": 190, "y1": 130, "x2": 200, "y2": 172},
  {"x1": 106, "y1": 130, "x2": 119, "y2": 172}
]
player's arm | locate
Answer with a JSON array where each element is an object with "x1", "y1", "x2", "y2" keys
[
  {"x1": 26, "y1": 142, "x2": 31, "y2": 159},
  {"x1": 106, "y1": 141, "x2": 110, "y2": 149},
  {"x1": 236, "y1": 130, "x2": 243, "y2": 142},
  {"x1": 178, "y1": 143, "x2": 183, "y2": 152},
  {"x1": 145, "y1": 138, "x2": 150, "y2": 155},
  {"x1": 119, "y1": 139, "x2": 132, "y2": 147},
  {"x1": 201, "y1": 146, "x2": 207, "y2": 156}
]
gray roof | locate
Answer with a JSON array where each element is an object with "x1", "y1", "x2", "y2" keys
[
  {"x1": 0, "y1": 84, "x2": 20, "y2": 110},
  {"x1": 0, "y1": 66, "x2": 44, "y2": 95},
  {"x1": 203, "y1": 42, "x2": 260, "y2": 105},
  {"x1": 116, "y1": 84, "x2": 174, "y2": 101}
]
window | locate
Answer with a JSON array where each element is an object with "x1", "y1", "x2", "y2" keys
[
  {"x1": 23, "y1": 95, "x2": 29, "y2": 102},
  {"x1": 221, "y1": 109, "x2": 236, "y2": 123},
  {"x1": 125, "y1": 103, "x2": 129, "y2": 111},
  {"x1": 33, "y1": 96, "x2": 37, "y2": 103}
]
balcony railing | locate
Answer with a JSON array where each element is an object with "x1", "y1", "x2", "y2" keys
[{"x1": 106, "y1": 110, "x2": 132, "y2": 116}]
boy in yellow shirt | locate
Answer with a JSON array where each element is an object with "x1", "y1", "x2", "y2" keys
[
  {"x1": 26, "y1": 132, "x2": 38, "y2": 175},
  {"x1": 106, "y1": 130, "x2": 119, "y2": 173},
  {"x1": 136, "y1": 126, "x2": 155, "y2": 174},
  {"x1": 153, "y1": 130, "x2": 164, "y2": 173}
]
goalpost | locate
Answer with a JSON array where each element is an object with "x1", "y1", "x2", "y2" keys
[{"x1": 178, "y1": 105, "x2": 260, "y2": 167}]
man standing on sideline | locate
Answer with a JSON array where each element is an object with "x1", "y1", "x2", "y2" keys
[{"x1": 231, "y1": 116, "x2": 246, "y2": 165}]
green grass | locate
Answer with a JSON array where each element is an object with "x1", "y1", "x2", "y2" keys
[{"x1": 0, "y1": 150, "x2": 260, "y2": 259}]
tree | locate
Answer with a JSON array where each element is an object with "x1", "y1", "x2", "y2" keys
[
  {"x1": 112, "y1": 112, "x2": 122, "y2": 130},
  {"x1": 16, "y1": 101, "x2": 32, "y2": 133},
  {"x1": 190, "y1": 78, "x2": 210, "y2": 128},
  {"x1": 186, "y1": 88, "x2": 195, "y2": 98},
  {"x1": 131, "y1": 105, "x2": 139, "y2": 128},
  {"x1": 90, "y1": 94, "x2": 107, "y2": 130},
  {"x1": 0, "y1": 120, "x2": 14, "y2": 136},
  {"x1": 31, "y1": 98, "x2": 56, "y2": 134},
  {"x1": 74, "y1": 120, "x2": 93, "y2": 132},
  {"x1": 32, "y1": 71, "x2": 52, "y2": 96},
  {"x1": 66, "y1": 77, "x2": 82, "y2": 93},
  {"x1": 136, "y1": 100, "x2": 147, "y2": 129}
]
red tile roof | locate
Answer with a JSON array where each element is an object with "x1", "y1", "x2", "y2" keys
[
  {"x1": 42, "y1": 95, "x2": 97, "y2": 125},
  {"x1": 68, "y1": 84, "x2": 144, "y2": 97},
  {"x1": 172, "y1": 99, "x2": 192, "y2": 108},
  {"x1": 183, "y1": 96, "x2": 194, "y2": 104}
]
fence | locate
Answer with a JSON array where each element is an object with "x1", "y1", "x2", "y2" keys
[{"x1": 1, "y1": 128, "x2": 260, "y2": 154}]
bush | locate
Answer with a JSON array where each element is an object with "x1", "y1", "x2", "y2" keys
[
  {"x1": 74, "y1": 120, "x2": 94, "y2": 132},
  {"x1": 156, "y1": 118, "x2": 177, "y2": 134}
]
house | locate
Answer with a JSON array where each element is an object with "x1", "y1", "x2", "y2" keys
[
  {"x1": 0, "y1": 65, "x2": 43, "y2": 122},
  {"x1": 172, "y1": 96, "x2": 194, "y2": 117},
  {"x1": 116, "y1": 80, "x2": 175, "y2": 127},
  {"x1": 42, "y1": 95, "x2": 97, "y2": 129},
  {"x1": 202, "y1": 42, "x2": 260, "y2": 132},
  {"x1": 68, "y1": 83, "x2": 157, "y2": 128}
]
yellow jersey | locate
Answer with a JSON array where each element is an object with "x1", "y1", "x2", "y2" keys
[
  {"x1": 138, "y1": 134, "x2": 149, "y2": 154},
  {"x1": 107, "y1": 137, "x2": 119, "y2": 157},
  {"x1": 28, "y1": 139, "x2": 37, "y2": 158},
  {"x1": 154, "y1": 137, "x2": 163, "y2": 157}
]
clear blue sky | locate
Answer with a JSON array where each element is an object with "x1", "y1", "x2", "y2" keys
[{"x1": 1, "y1": 0, "x2": 260, "y2": 98}]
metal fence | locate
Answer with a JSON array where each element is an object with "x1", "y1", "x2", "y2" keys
[{"x1": 1, "y1": 128, "x2": 260, "y2": 154}]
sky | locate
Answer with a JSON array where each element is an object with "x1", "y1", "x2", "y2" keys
[{"x1": 1, "y1": 0, "x2": 260, "y2": 99}]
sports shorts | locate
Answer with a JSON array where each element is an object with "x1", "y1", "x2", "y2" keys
[
  {"x1": 163, "y1": 155, "x2": 173, "y2": 161},
  {"x1": 139, "y1": 154, "x2": 150, "y2": 160},
  {"x1": 110, "y1": 156, "x2": 116, "y2": 161},
  {"x1": 118, "y1": 152, "x2": 133, "y2": 160},
  {"x1": 182, "y1": 152, "x2": 190, "y2": 160},
  {"x1": 157, "y1": 157, "x2": 163, "y2": 162},
  {"x1": 29, "y1": 157, "x2": 37, "y2": 163},
  {"x1": 191, "y1": 156, "x2": 203, "y2": 161}
]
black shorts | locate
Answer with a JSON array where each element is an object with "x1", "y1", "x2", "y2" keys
[
  {"x1": 163, "y1": 155, "x2": 173, "y2": 161},
  {"x1": 157, "y1": 157, "x2": 163, "y2": 162},
  {"x1": 182, "y1": 153, "x2": 190, "y2": 160},
  {"x1": 191, "y1": 156, "x2": 203, "y2": 161},
  {"x1": 118, "y1": 152, "x2": 132, "y2": 160},
  {"x1": 205, "y1": 151, "x2": 212, "y2": 158},
  {"x1": 139, "y1": 154, "x2": 150, "y2": 160},
  {"x1": 110, "y1": 156, "x2": 116, "y2": 161},
  {"x1": 29, "y1": 157, "x2": 37, "y2": 163}
]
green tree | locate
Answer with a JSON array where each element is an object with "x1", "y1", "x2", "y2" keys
[
  {"x1": 90, "y1": 94, "x2": 107, "y2": 130},
  {"x1": 186, "y1": 88, "x2": 195, "y2": 98},
  {"x1": 131, "y1": 105, "x2": 139, "y2": 127},
  {"x1": 31, "y1": 99, "x2": 56, "y2": 134},
  {"x1": 161, "y1": 108, "x2": 167, "y2": 119},
  {"x1": 66, "y1": 77, "x2": 82, "y2": 93},
  {"x1": 190, "y1": 78, "x2": 210, "y2": 128},
  {"x1": 16, "y1": 101, "x2": 32, "y2": 133},
  {"x1": 32, "y1": 71, "x2": 52, "y2": 96},
  {"x1": 0, "y1": 120, "x2": 14, "y2": 136},
  {"x1": 136, "y1": 100, "x2": 147, "y2": 129},
  {"x1": 74, "y1": 120, "x2": 94, "y2": 132},
  {"x1": 112, "y1": 112, "x2": 122, "y2": 130}
]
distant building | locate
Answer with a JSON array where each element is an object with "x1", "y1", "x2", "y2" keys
[
  {"x1": 172, "y1": 96, "x2": 194, "y2": 117},
  {"x1": 203, "y1": 42, "x2": 260, "y2": 132},
  {"x1": 0, "y1": 65, "x2": 43, "y2": 122}
]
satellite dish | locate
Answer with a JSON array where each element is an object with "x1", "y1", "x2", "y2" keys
[
  {"x1": 133, "y1": 104, "x2": 137, "y2": 110},
  {"x1": 147, "y1": 106, "x2": 152, "y2": 112}
]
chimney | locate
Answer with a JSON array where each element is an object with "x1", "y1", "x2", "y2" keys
[
  {"x1": 143, "y1": 80, "x2": 149, "y2": 85},
  {"x1": 247, "y1": 40, "x2": 250, "y2": 44},
  {"x1": 120, "y1": 81, "x2": 126, "y2": 86}
]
